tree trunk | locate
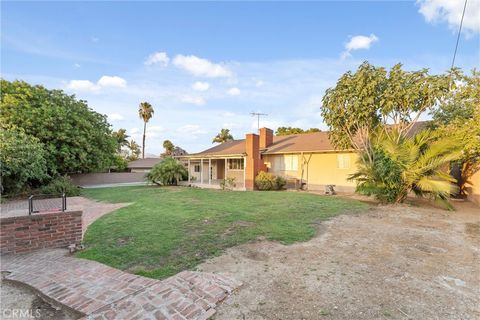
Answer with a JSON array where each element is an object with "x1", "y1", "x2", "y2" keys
[{"x1": 142, "y1": 122, "x2": 146, "y2": 159}]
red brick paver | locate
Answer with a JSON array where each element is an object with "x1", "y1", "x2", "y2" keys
[{"x1": 1, "y1": 249, "x2": 241, "y2": 320}]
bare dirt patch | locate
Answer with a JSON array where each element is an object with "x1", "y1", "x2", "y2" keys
[
  {"x1": 198, "y1": 201, "x2": 480, "y2": 320},
  {"x1": 0, "y1": 279, "x2": 81, "y2": 320}
]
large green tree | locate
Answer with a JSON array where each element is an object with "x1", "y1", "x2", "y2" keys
[
  {"x1": 431, "y1": 69, "x2": 480, "y2": 195},
  {"x1": 0, "y1": 126, "x2": 48, "y2": 194},
  {"x1": 321, "y1": 62, "x2": 450, "y2": 159},
  {"x1": 212, "y1": 128, "x2": 234, "y2": 144},
  {"x1": 275, "y1": 127, "x2": 321, "y2": 136},
  {"x1": 138, "y1": 102, "x2": 154, "y2": 159},
  {"x1": 0, "y1": 80, "x2": 117, "y2": 175}
]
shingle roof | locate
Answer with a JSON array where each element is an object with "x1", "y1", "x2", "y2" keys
[
  {"x1": 127, "y1": 158, "x2": 161, "y2": 169},
  {"x1": 185, "y1": 121, "x2": 430, "y2": 157},
  {"x1": 188, "y1": 140, "x2": 246, "y2": 157}
]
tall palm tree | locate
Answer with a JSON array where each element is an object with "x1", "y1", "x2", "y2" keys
[
  {"x1": 212, "y1": 128, "x2": 234, "y2": 144},
  {"x1": 138, "y1": 102, "x2": 154, "y2": 159}
]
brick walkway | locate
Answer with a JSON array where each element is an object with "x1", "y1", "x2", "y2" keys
[{"x1": 1, "y1": 249, "x2": 242, "y2": 320}]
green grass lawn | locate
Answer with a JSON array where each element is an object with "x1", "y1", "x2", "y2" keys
[{"x1": 78, "y1": 186, "x2": 367, "y2": 279}]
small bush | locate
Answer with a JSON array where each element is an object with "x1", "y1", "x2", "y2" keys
[
  {"x1": 255, "y1": 171, "x2": 286, "y2": 191},
  {"x1": 220, "y1": 177, "x2": 236, "y2": 190},
  {"x1": 41, "y1": 175, "x2": 81, "y2": 196},
  {"x1": 146, "y1": 157, "x2": 187, "y2": 186}
]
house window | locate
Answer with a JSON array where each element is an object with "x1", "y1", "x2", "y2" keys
[
  {"x1": 337, "y1": 154, "x2": 351, "y2": 169},
  {"x1": 284, "y1": 155, "x2": 298, "y2": 171},
  {"x1": 228, "y1": 159, "x2": 244, "y2": 170},
  {"x1": 273, "y1": 155, "x2": 298, "y2": 171},
  {"x1": 194, "y1": 165, "x2": 201, "y2": 172}
]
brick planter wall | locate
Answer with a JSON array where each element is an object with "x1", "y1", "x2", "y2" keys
[{"x1": 0, "y1": 211, "x2": 83, "y2": 255}]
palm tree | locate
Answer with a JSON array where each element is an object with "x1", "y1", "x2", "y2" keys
[
  {"x1": 138, "y1": 102, "x2": 154, "y2": 159},
  {"x1": 126, "y1": 140, "x2": 141, "y2": 161},
  {"x1": 212, "y1": 128, "x2": 234, "y2": 144},
  {"x1": 163, "y1": 140, "x2": 175, "y2": 155},
  {"x1": 350, "y1": 128, "x2": 462, "y2": 208},
  {"x1": 113, "y1": 128, "x2": 129, "y2": 152}
]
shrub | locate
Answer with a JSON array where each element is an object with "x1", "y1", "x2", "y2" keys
[
  {"x1": 146, "y1": 157, "x2": 187, "y2": 185},
  {"x1": 255, "y1": 171, "x2": 286, "y2": 191},
  {"x1": 0, "y1": 126, "x2": 48, "y2": 195},
  {"x1": 40, "y1": 175, "x2": 81, "y2": 196},
  {"x1": 220, "y1": 177, "x2": 236, "y2": 190}
]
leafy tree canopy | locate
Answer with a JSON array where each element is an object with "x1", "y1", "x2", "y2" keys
[
  {"x1": 0, "y1": 125, "x2": 48, "y2": 194},
  {"x1": 275, "y1": 127, "x2": 321, "y2": 136},
  {"x1": 321, "y1": 62, "x2": 450, "y2": 154},
  {"x1": 212, "y1": 128, "x2": 234, "y2": 144},
  {"x1": 0, "y1": 79, "x2": 117, "y2": 175}
]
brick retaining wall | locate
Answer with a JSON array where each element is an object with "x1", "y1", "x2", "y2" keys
[{"x1": 0, "y1": 211, "x2": 83, "y2": 255}]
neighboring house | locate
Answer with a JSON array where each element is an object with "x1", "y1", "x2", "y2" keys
[
  {"x1": 178, "y1": 128, "x2": 359, "y2": 192},
  {"x1": 127, "y1": 158, "x2": 162, "y2": 173},
  {"x1": 467, "y1": 169, "x2": 480, "y2": 206}
]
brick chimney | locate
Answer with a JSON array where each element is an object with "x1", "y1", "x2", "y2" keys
[
  {"x1": 245, "y1": 133, "x2": 260, "y2": 190},
  {"x1": 259, "y1": 127, "x2": 273, "y2": 149}
]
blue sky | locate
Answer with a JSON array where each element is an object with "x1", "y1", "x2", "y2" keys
[{"x1": 2, "y1": 1, "x2": 479, "y2": 154}]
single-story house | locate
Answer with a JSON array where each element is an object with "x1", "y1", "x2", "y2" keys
[
  {"x1": 177, "y1": 128, "x2": 360, "y2": 192},
  {"x1": 127, "y1": 158, "x2": 162, "y2": 173}
]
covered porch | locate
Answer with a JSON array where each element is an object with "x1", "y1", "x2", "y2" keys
[{"x1": 181, "y1": 156, "x2": 246, "y2": 190}]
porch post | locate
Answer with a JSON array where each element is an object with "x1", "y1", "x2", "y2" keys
[
  {"x1": 243, "y1": 156, "x2": 246, "y2": 189},
  {"x1": 200, "y1": 158, "x2": 204, "y2": 184},
  {"x1": 225, "y1": 158, "x2": 228, "y2": 180},
  {"x1": 188, "y1": 159, "x2": 191, "y2": 183},
  {"x1": 208, "y1": 158, "x2": 212, "y2": 185}
]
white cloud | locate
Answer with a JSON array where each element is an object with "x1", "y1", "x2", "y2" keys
[
  {"x1": 255, "y1": 80, "x2": 264, "y2": 87},
  {"x1": 227, "y1": 87, "x2": 241, "y2": 96},
  {"x1": 97, "y1": 75, "x2": 127, "y2": 88},
  {"x1": 144, "y1": 51, "x2": 170, "y2": 66},
  {"x1": 192, "y1": 81, "x2": 210, "y2": 91},
  {"x1": 107, "y1": 113, "x2": 124, "y2": 121},
  {"x1": 181, "y1": 95, "x2": 206, "y2": 105},
  {"x1": 130, "y1": 128, "x2": 140, "y2": 134},
  {"x1": 173, "y1": 54, "x2": 232, "y2": 78},
  {"x1": 341, "y1": 34, "x2": 379, "y2": 59},
  {"x1": 66, "y1": 80, "x2": 99, "y2": 92},
  {"x1": 66, "y1": 75, "x2": 127, "y2": 93},
  {"x1": 417, "y1": 0, "x2": 480, "y2": 35},
  {"x1": 73, "y1": 63, "x2": 81, "y2": 69},
  {"x1": 149, "y1": 125, "x2": 164, "y2": 132}
]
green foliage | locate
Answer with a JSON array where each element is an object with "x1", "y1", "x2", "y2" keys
[
  {"x1": 79, "y1": 186, "x2": 367, "y2": 279},
  {"x1": 138, "y1": 102, "x2": 154, "y2": 159},
  {"x1": 255, "y1": 171, "x2": 286, "y2": 190},
  {"x1": 126, "y1": 140, "x2": 141, "y2": 161},
  {"x1": 110, "y1": 154, "x2": 128, "y2": 171},
  {"x1": 145, "y1": 157, "x2": 187, "y2": 185},
  {"x1": 220, "y1": 177, "x2": 236, "y2": 190},
  {"x1": 321, "y1": 62, "x2": 450, "y2": 154},
  {"x1": 162, "y1": 140, "x2": 175, "y2": 155},
  {"x1": 40, "y1": 175, "x2": 81, "y2": 197},
  {"x1": 275, "y1": 127, "x2": 321, "y2": 136},
  {"x1": 350, "y1": 129, "x2": 462, "y2": 208},
  {"x1": 113, "y1": 129, "x2": 129, "y2": 152},
  {"x1": 0, "y1": 126, "x2": 48, "y2": 194},
  {"x1": 212, "y1": 128, "x2": 234, "y2": 144},
  {"x1": 0, "y1": 79, "x2": 117, "y2": 175},
  {"x1": 430, "y1": 69, "x2": 480, "y2": 196}
]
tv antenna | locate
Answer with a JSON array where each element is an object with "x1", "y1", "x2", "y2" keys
[{"x1": 250, "y1": 112, "x2": 268, "y2": 133}]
